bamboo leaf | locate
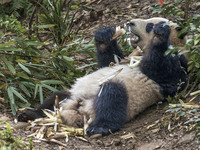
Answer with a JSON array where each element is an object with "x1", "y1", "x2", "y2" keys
[
  {"x1": 0, "y1": 41, "x2": 15, "y2": 47},
  {"x1": 18, "y1": 63, "x2": 31, "y2": 75},
  {"x1": 16, "y1": 101, "x2": 31, "y2": 109},
  {"x1": 15, "y1": 59, "x2": 27, "y2": 63},
  {"x1": 34, "y1": 84, "x2": 39, "y2": 99},
  {"x1": 19, "y1": 83, "x2": 31, "y2": 97},
  {"x1": 37, "y1": 24, "x2": 56, "y2": 29},
  {"x1": 77, "y1": 63, "x2": 97, "y2": 70},
  {"x1": 41, "y1": 83, "x2": 58, "y2": 92},
  {"x1": 2, "y1": 57, "x2": 16, "y2": 74},
  {"x1": 39, "y1": 85, "x2": 43, "y2": 104},
  {"x1": 16, "y1": 72, "x2": 30, "y2": 80},
  {"x1": 10, "y1": 102, "x2": 17, "y2": 116},
  {"x1": 63, "y1": 56, "x2": 74, "y2": 62},
  {"x1": 0, "y1": 47, "x2": 22, "y2": 51},
  {"x1": 10, "y1": 87, "x2": 28, "y2": 103},
  {"x1": 194, "y1": 39, "x2": 199, "y2": 46},
  {"x1": 24, "y1": 41, "x2": 45, "y2": 46},
  {"x1": 41, "y1": 80, "x2": 63, "y2": 85},
  {"x1": 7, "y1": 87, "x2": 15, "y2": 104},
  {"x1": 188, "y1": 64, "x2": 193, "y2": 72},
  {"x1": 195, "y1": 62, "x2": 200, "y2": 68},
  {"x1": 0, "y1": 72, "x2": 5, "y2": 77}
]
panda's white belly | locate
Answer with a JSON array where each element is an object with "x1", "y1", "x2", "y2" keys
[
  {"x1": 114, "y1": 65, "x2": 163, "y2": 121},
  {"x1": 70, "y1": 65, "x2": 129, "y2": 100},
  {"x1": 61, "y1": 64, "x2": 163, "y2": 124}
]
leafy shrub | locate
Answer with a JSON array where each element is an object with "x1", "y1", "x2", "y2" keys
[
  {"x1": 0, "y1": 122, "x2": 33, "y2": 149},
  {"x1": 37, "y1": 0, "x2": 81, "y2": 47},
  {"x1": 186, "y1": 15, "x2": 200, "y2": 79},
  {"x1": 0, "y1": 15, "x2": 26, "y2": 35},
  {"x1": 0, "y1": 0, "x2": 96, "y2": 115},
  {"x1": 0, "y1": 0, "x2": 32, "y2": 18},
  {"x1": 0, "y1": 33, "x2": 96, "y2": 114}
]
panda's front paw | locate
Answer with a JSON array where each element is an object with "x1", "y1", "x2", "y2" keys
[
  {"x1": 153, "y1": 22, "x2": 170, "y2": 39},
  {"x1": 86, "y1": 124, "x2": 112, "y2": 136},
  {"x1": 95, "y1": 28, "x2": 115, "y2": 44}
]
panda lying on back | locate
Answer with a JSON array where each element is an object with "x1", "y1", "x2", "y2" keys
[{"x1": 18, "y1": 21, "x2": 188, "y2": 136}]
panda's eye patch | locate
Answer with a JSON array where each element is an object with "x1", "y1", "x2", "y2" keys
[
  {"x1": 128, "y1": 22, "x2": 135, "y2": 26},
  {"x1": 146, "y1": 23, "x2": 154, "y2": 33}
]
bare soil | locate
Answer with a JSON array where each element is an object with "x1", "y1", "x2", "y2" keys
[
  {"x1": 2, "y1": 101, "x2": 199, "y2": 150},
  {"x1": 1, "y1": 0, "x2": 200, "y2": 149}
]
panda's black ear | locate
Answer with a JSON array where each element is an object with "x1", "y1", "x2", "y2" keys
[
  {"x1": 146, "y1": 23, "x2": 154, "y2": 33},
  {"x1": 176, "y1": 27, "x2": 188, "y2": 39}
]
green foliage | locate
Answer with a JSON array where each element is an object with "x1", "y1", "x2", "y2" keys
[
  {"x1": 0, "y1": 0, "x2": 32, "y2": 18},
  {"x1": 0, "y1": 15, "x2": 26, "y2": 35},
  {"x1": 186, "y1": 15, "x2": 200, "y2": 79},
  {"x1": 0, "y1": 122, "x2": 33, "y2": 149},
  {"x1": 166, "y1": 104, "x2": 200, "y2": 142},
  {"x1": 37, "y1": 0, "x2": 80, "y2": 47},
  {"x1": 0, "y1": 33, "x2": 95, "y2": 115},
  {"x1": 119, "y1": 26, "x2": 135, "y2": 54},
  {"x1": 150, "y1": 0, "x2": 184, "y2": 20},
  {"x1": 0, "y1": 0, "x2": 97, "y2": 115},
  {"x1": 196, "y1": 123, "x2": 200, "y2": 142}
]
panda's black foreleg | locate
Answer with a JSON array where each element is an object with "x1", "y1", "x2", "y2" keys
[
  {"x1": 17, "y1": 90, "x2": 71, "y2": 122},
  {"x1": 86, "y1": 81, "x2": 128, "y2": 136},
  {"x1": 95, "y1": 28, "x2": 124, "y2": 68}
]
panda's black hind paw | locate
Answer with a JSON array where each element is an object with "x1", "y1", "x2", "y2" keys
[
  {"x1": 86, "y1": 125, "x2": 111, "y2": 136},
  {"x1": 86, "y1": 124, "x2": 119, "y2": 136},
  {"x1": 95, "y1": 28, "x2": 115, "y2": 44},
  {"x1": 17, "y1": 110, "x2": 43, "y2": 122}
]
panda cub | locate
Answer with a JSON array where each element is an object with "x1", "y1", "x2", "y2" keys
[{"x1": 18, "y1": 22, "x2": 188, "y2": 136}]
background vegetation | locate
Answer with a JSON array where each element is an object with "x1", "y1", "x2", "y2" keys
[{"x1": 0, "y1": 0, "x2": 97, "y2": 115}]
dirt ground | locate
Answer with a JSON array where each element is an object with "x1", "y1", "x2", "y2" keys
[
  {"x1": 1, "y1": 0, "x2": 200, "y2": 149},
  {"x1": 2, "y1": 101, "x2": 199, "y2": 150}
]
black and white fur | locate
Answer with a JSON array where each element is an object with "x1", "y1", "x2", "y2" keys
[
  {"x1": 128, "y1": 17, "x2": 188, "y2": 54},
  {"x1": 18, "y1": 22, "x2": 188, "y2": 136}
]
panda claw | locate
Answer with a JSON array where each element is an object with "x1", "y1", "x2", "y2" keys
[{"x1": 86, "y1": 125, "x2": 114, "y2": 136}]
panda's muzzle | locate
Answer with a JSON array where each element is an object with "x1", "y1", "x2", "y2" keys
[
  {"x1": 126, "y1": 21, "x2": 140, "y2": 45},
  {"x1": 126, "y1": 30, "x2": 140, "y2": 47},
  {"x1": 129, "y1": 31, "x2": 140, "y2": 43}
]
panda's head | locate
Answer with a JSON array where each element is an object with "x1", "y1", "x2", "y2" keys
[{"x1": 127, "y1": 17, "x2": 187, "y2": 54}]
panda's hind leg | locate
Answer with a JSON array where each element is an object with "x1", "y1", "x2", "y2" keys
[
  {"x1": 86, "y1": 81, "x2": 128, "y2": 136},
  {"x1": 17, "y1": 90, "x2": 71, "y2": 122}
]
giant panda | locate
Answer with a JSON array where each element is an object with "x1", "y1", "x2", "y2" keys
[
  {"x1": 18, "y1": 21, "x2": 188, "y2": 136},
  {"x1": 127, "y1": 17, "x2": 187, "y2": 54}
]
